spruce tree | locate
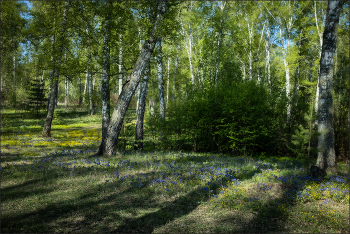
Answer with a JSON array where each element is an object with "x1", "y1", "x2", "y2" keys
[{"x1": 28, "y1": 79, "x2": 46, "y2": 117}]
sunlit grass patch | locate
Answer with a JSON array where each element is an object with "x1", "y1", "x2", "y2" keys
[{"x1": 1, "y1": 108, "x2": 349, "y2": 233}]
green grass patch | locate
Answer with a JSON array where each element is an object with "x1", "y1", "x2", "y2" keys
[{"x1": 1, "y1": 107, "x2": 349, "y2": 233}]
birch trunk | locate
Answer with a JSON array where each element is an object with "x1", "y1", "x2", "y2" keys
[
  {"x1": 265, "y1": 25, "x2": 271, "y2": 94},
  {"x1": 136, "y1": 30, "x2": 143, "y2": 111},
  {"x1": 64, "y1": 53, "x2": 68, "y2": 108},
  {"x1": 12, "y1": 40, "x2": 16, "y2": 106},
  {"x1": 83, "y1": 69, "x2": 88, "y2": 103},
  {"x1": 278, "y1": 19, "x2": 291, "y2": 121},
  {"x1": 118, "y1": 32, "x2": 123, "y2": 95},
  {"x1": 248, "y1": 22, "x2": 253, "y2": 81},
  {"x1": 65, "y1": 75, "x2": 68, "y2": 108},
  {"x1": 316, "y1": 0, "x2": 343, "y2": 171},
  {"x1": 135, "y1": 65, "x2": 149, "y2": 150},
  {"x1": 89, "y1": 68, "x2": 95, "y2": 115},
  {"x1": 43, "y1": 1, "x2": 69, "y2": 137},
  {"x1": 78, "y1": 74, "x2": 82, "y2": 106},
  {"x1": 314, "y1": 0, "x2": 325, "y2": 112},
  {"x1": 157, "y1": 39, "x2": 165, "y2": 120},
  {"x1": 166, "y1": 58, "x2": 169, "y2": 104},
  {"x1": 215, "y1": 26, "x2": 222, "y2": 85},
  {"x1": 100, "y1": 0, "x2": 112, "y2": 152},
  {"x1": 173, "y1": 45, "x2": 179, "y2": 101},
  {"x1": 180, "y1": 20, "x2": 195, "y2": 86},
  {"x1": 97, "y1": 0, "x2": 167, "y2": 156}
]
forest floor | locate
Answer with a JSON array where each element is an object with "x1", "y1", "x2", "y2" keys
[{"x1": 1, "y1": 106, "x2": 349, "y2": 233}]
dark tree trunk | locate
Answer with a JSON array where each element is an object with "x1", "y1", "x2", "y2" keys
[
  {"x1": 42, "y1": 1, "x2": 69, "y2": 137},
  {"x1": 98, "y1": 0, "x2": 112, "y2": 155},
  {"x1": 97, "y1": 0, "x2": 168, "y2": 156},
  {"x1": 316, "y1": 0, "x2": 344, "y2": 171},
  {"x1": 135, "y1": 65, "x2": 150, "y2": 150}
]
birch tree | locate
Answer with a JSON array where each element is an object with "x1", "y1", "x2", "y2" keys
[
  {"x1": 316, "y1": 0, "x2": 344, "y2": 171},
  {"x1": 100, "y1": 0, "x2": 112, "y2": 149},
  {"x1": 43, "y1": 1, "x2": 70, "y2": 137},
  {"x1": 97, "y1": 0, "x2": 168, "y2": 156},
  {"x1": 135, "y1": 65, "x2": 150, "y2": 150}
]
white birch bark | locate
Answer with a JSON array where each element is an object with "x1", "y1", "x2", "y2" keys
[
  {"x1": 265, "y1": 22, "x2": 271, "y2": 94},
  {"x1": 314, "y1": 0, "x2": 325, "y2": 112},
  {"x1": 12, "y1": 40, "x2": 16, "y2": 105},
  {"x1": 118, "y1": 32, "x2": 123, "y2": 95},
  {"x1": 166, "y1": 58, "x2": 169, "y2": 104},
  {"x1": 316, "y1": 0, "x2": 343, "y2": 171},
  {"x1": 98, "y1": 0, "x2": 167, "y2": 156},
  {"x1": 135, "y1": 65, "x2": 149, "y2": 150},
  {"x1": 278, "y1": 17, "x2": 291, "y2": 121},
  {"x1": 100, "y1": 0, "x2": 112, "y2": 153},
  {"x1": 172, "y1": 45, "x2": 179, "y2": 101},
  {"x1": 64, "y1": 53, "x2": 68, "y2": 108},
  {"x1": 180, "y1": 19, "x2": 195, "y2": 86},
  {"x1": 157, "y1": 39, "x2": 165, "y2": 120}
]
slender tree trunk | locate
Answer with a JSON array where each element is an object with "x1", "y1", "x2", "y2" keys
[
  {"x1": 89, "y1": 68, "x2": 95, "y2": 115},
  {"x1": 118, "y1": 32, "x2": 123, "y2": 95},
  {"x1": 166, "y1": 58, "x2": 169, "y2": 104},
  {"x1": 265, "y1": 27, "x2": 271, "y2": 93},
  {"x1": 215, "y1": 26, "x2": 222, "y2": 85},
  {"x1": 314, "y1": 0, "x2": 324, "y2": 113},
  {"x1": 279, "y1": 19, "x2": 291, "y2": 121},
  {"x1": 43, "y1": 1, "x2": 69, "y2": 137},
  {"x1": 180, "y1": 20, "x2": 195, "y2": 86},
  {"x1": 316, "y1": 0, "x2": 343, "y2": 171},
  {"x1": 248, "y1": 22, "x2": 253, "y2": 81},
  {"x1": 12, "y1": 40, "x2": 16, "y2": 106},
  {"x1": 157, "y1": 39, "x2": 165, "y2": 142},
  {"x1": 157, "y1": 39, "x2": 165, "y2": 120},
  {"x1": 47, "y1": 36, "x2": 55, "y2": 112},
  {"x1": 136, "y1": 30, "x2": 143, "y2": 111},
  {"x1": 173, "y1": 45, "x2": 179, "y2": 101},
  {"x1": 78, "y1": 74, "x2": 82, "y2": 106},
  {"x1": 97, "y1": 0, "x2": 167, "y2": 156},
  {"x1": 64, "y1": 53, "x2": 68, "y2": 108},
  {"x1": 135, "y1": 65, "x2": 149, "y2": 150},
  {"x1": 98, "y1": 0, "x2": 112, "y2": 155},
  {"x1": 65, "y1": 75, "x2": 68, "y2": 108},
  {"x1": 83, "y1": 69, "x2": 88, "y2": 103}
]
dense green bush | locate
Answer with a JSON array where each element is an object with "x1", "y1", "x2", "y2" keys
[{"x1": 165, "y1": 80, "x2": 278, "y2": 155}]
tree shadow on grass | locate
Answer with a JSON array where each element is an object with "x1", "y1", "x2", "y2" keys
[
  {"x1": 216, "y1": 171, "x2": 314, "y2": 233},
  {"x1": 1, "y1": 177, "x2": 56, "y2": 202}
]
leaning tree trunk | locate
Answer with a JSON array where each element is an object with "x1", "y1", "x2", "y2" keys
[
  {"x1": 99, "y1": 0, "x2": 112, "y2": 153},
  {"x1": 316, "y1": 0, "x2": 343, "y2": 171},
  {"x1": 97, "y1": 0, "x2": 167, "y2": 156},
  {"x1": 135, "y1": 65, "x2": 150, "y2": 150},
  {"x1": 43, "y1": 1, "x2": 69, "y2": 137}
]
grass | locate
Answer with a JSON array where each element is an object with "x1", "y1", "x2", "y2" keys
[{"x1": 1, "y1": 106, "x2": 349, "y2": 233}]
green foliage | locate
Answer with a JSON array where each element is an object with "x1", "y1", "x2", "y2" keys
[{"x1": 165, "y1": 80, "x2": 276, "y2": 155}]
